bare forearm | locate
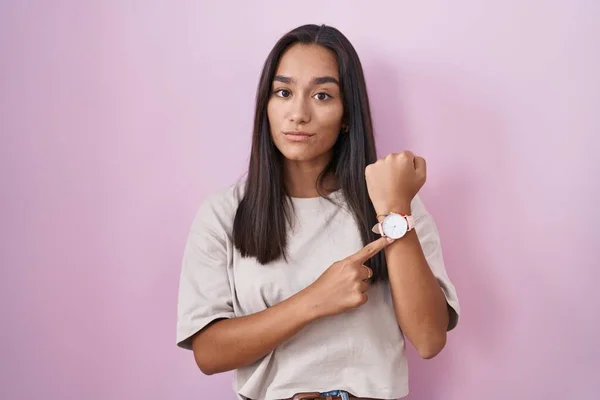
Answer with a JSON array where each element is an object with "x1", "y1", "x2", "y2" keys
[
  {"x1": 366, "y1": 152, "x2": 451, "y2": 357},
  {"x1": 192, "y1": 289, "x2": 317, "y2": 375},
  {"x1": 385, "y1": 229, "x2": 449, "y2": 358}
]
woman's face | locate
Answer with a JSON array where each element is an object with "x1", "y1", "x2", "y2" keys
[{"x1": 267, "y1": 43, "x2": 344, "y2": 163}]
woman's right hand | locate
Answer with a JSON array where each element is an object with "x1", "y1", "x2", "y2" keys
[{"x1": 304, "y1": 236, "x2": 394, "y2": 319}]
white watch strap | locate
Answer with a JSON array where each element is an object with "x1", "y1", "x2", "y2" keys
[
  {"x1": 405, "y1": 215, "x2": 415, "y2": 231},
  {"x1": 371, "y1": 222, "x2": 383, "y2": 235}
]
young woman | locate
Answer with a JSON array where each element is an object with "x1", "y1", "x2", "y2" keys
[{"x1": 176, "y1": 24, "x2": 460, "y2": 400}]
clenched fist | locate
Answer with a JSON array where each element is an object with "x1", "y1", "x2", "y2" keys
[{"x1": 365, "y1": 151, "x2": 426, "y2": 215}]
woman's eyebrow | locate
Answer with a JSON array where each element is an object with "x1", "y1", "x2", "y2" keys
[
  {"x1": 273, "y1": 75, "x2": 340, "y2": 86},
  {"x1": 313, "y1": 76, "x2": 339, "y2": 85}
]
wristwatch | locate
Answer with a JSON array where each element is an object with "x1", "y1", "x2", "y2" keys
[{"x1": 371, "y1": 212, "x2": 415, "y2": 240}]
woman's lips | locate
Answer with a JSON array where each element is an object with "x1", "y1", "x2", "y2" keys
[{"x1": 283, "y1": 131, "x2": 314, "y2": 142}]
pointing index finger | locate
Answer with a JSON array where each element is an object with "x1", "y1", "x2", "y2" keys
[{"x1": 347, "y1": 236, "x2": 394, "y2": 264}]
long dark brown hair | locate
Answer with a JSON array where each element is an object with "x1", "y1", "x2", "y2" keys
[{"x1": 232, "y1": 24, "x2": 388, "y2": 282}]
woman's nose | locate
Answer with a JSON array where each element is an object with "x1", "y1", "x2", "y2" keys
[{"x1": 287, "y1": 97, "x2": 311, "y2": 124}]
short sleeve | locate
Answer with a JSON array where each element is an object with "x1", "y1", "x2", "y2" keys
[
  {"x1": 412, "y1": 195, "x2": 460, "y2": 331},
  {"x1": 176, "y1": 195, "x2": 235, "y2": 350}
]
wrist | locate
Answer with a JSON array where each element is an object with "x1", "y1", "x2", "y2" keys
[
  {"x1": 374, "y1": 203, "x2": 412, "y2": 216},
  {"x1": 294, "y1": 285, "x2": 324, "y2": 322}
]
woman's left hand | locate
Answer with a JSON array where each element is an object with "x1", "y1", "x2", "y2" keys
[{"x1": 365, "y1": 151, "x2": 427, "y2": 215}]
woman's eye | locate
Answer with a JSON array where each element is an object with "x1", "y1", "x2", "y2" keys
[
  {"x1": 314, "y1": 92, "x2": 331, "y2": 101},
  {"x1": 275, "y1": 89, "x2": 291, "y2": 98}
]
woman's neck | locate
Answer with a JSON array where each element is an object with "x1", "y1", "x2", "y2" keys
[{"x1": 283, "y1": 156, "x2": 337, "y2": 198}]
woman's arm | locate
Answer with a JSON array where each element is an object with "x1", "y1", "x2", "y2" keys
[
  {"x1": 381, "y1": 215, "x2": 450, "y2": 359},
  {"x1": 365, "y1": 152, "x2": 456, "y2": 359},
  {"x1": 191, "y1": 289, "x2": 316, "y2": 375},
  {"x1": 191, "y1": 236, "x2": 392, "y2": 375}
]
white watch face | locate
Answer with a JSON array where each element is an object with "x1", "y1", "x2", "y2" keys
[{"x1": 382, "y1": 214, "x2": 408, "y2": 239}]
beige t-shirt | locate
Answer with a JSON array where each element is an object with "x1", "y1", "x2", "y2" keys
[{"x1": 176, "y1": 181, "x2": 459, "y2": 400}]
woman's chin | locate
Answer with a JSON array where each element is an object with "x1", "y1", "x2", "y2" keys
[{"x1": 279, "y1": 148, "x2": 319, "y2": 162}]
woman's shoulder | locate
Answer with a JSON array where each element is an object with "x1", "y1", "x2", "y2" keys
[
  {"x1": 190, "y1": 178, "x2": 246, "y2": 233},
  {"x1": 201, "y1": 178, "x2": 246, "y2": 213}
]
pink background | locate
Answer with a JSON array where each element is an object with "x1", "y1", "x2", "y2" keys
[{"x1": 1, "y1": 1, "x2": 599, "y2": 399}]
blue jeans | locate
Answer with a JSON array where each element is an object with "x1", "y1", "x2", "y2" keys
[
  {"x1": 276, "y1": 389, "x2": 351, "y2": 400},
  {"x1": 320, "y1": 390, "x2": 350, "y2": 400}
]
